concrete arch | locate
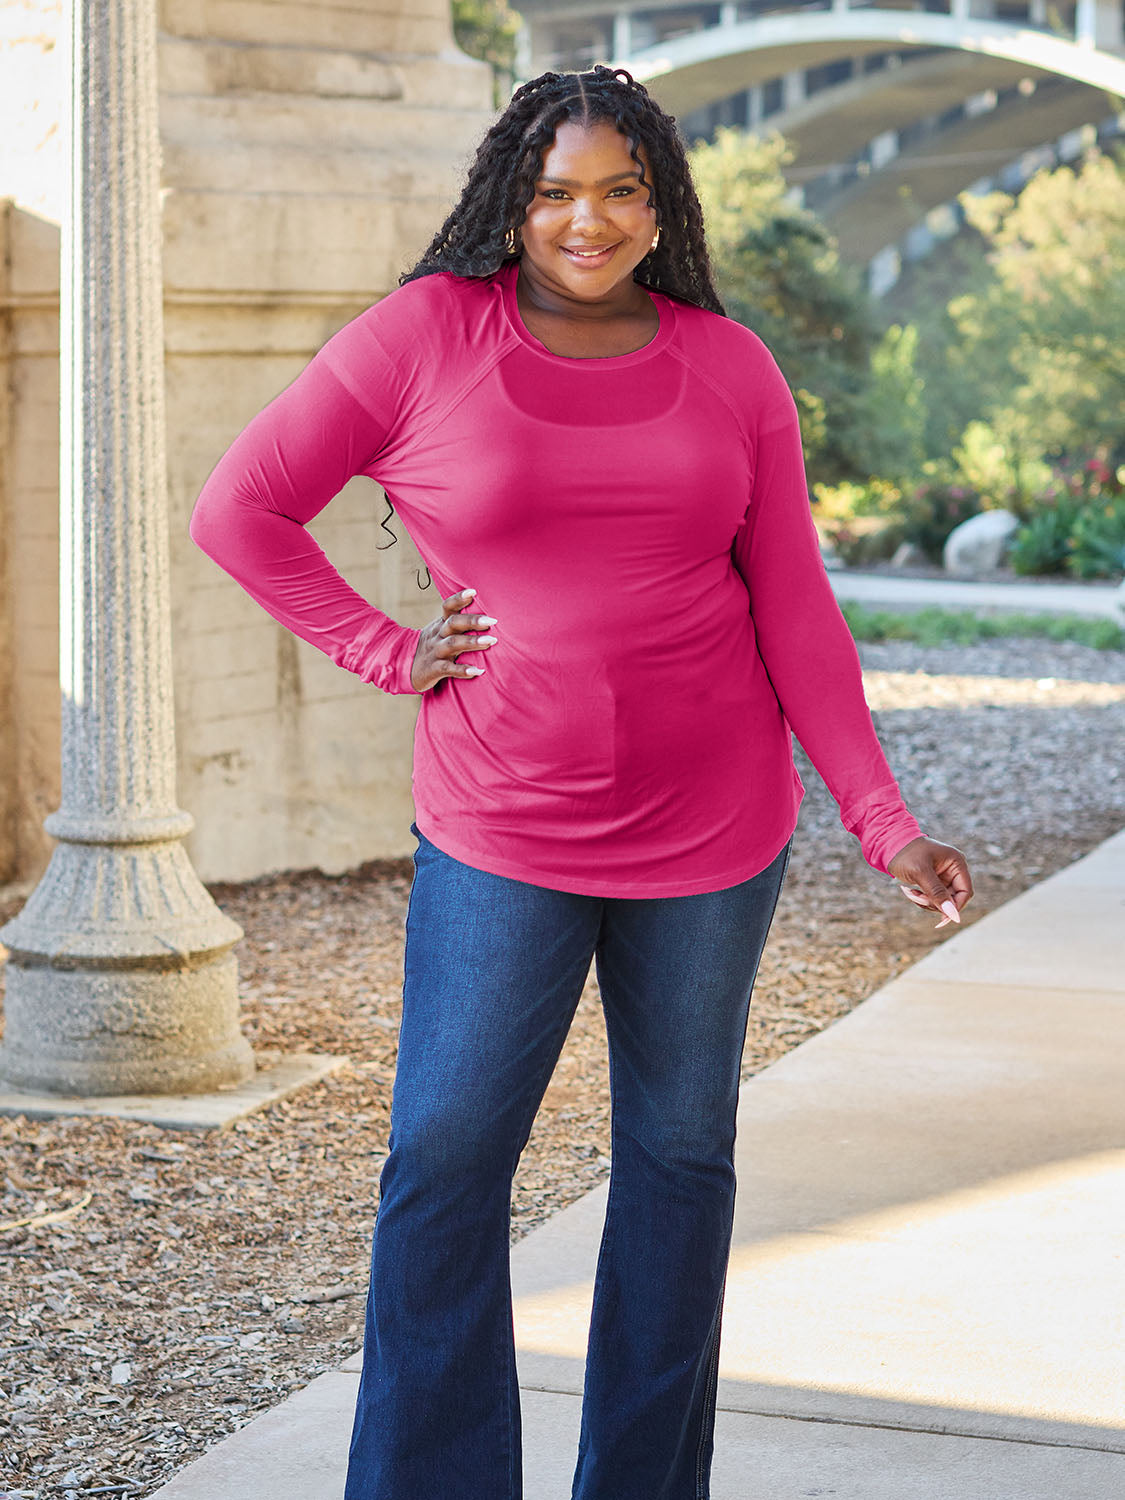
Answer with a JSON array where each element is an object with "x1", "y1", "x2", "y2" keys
[
  {"x1": 621, "y1": 13, "x2": 1125, "y2": 120},
  {"x1": 826, "y1": 101, "x2": 1115, "y2": 263}
]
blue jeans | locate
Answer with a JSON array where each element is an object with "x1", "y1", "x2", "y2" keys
[{"x1": 343, "y1": 823, "x2": 793, "y2": 1500}]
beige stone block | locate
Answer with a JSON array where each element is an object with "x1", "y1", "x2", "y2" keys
[
  {"x1": 6, "y1": 208, "x2": 61, "y2": 296},
  {"x1": 159, "y1": 39, "x2": 491, "y2": 114},
  {"x1": 184, "y1": 667, "x2": 281, "y2": 722},
  {"x1": 178, "y1": 579, "x2": 279, "y2": 632},
  {"x1": 161, "y1": 92, "x2": 488, "y2": 158},
  {"x1": 177, "y1": 705, "x2": 278, "y2": 758},
  {"x1": 9, "y1": 493, "x2": 59, "y2": 546},
  {"x1": 162, "y1": 188, "x2": 447, "y2": 294},
  {"x1": 176, "y1": 621, "x2": 275, "y2": 681},
  {"x1": 163, "y1": 301, "x2": 377, "y2": 357},
  {"x1": 9, "y1": 429, "x2": 60, "y2": 491},
  {"x1": 166, "y1": 352, "x2": 320, "y2": 435},
  {"x1": 160, "y1": 137, "x2": 473, "y2": 200},
  {"x1": 9, "y1": 387, "x2": 61, "y2": 432},
  {"x1": 160, "y1": 0, "x2": 455, "y2": 55},
  {"x1": 8, "y1": 313, "x2": 62, "y2": 359},
  {"x1": 15, "y1": 623, "x2": 59, "y2": 675},
  {"x1": 159, "y1": 37, "x2": 406, "y2": 101},
  {"x1": 9, "y1": 531, "x2": 57, "y2": 581}
]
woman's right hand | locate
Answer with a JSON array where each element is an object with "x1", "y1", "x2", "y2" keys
[{"x1": 409, "y1": 588, "x2": 498, "y2": 694}]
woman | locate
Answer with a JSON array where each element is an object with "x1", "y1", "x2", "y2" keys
[{"x1": 189, "y1": 65, "x2": 972, "y2": 1500}]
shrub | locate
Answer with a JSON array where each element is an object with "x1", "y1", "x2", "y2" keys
[
  {"x1": 818, "y1": 515, "x2": 907, "y2": 566},
  {"x1": 1009, "y1": 496, "x2": 1084, "y2": 576},
  {"x1": 1066, "y1": 497, "x2": 1125, "y2": 580},
  {"x1": 811, "y1": 478, "x2": 903, "y2": 522},
  {"x1": 899, "y1": 481, "x2": 984, "y2": 563},
  {"x1": 838, "y1": 601, "x2": 1125, "y2": 651}
]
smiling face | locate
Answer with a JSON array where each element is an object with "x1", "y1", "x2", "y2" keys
[{"x1": 516, "y1": 118, "x2": 658, "y2": 306}]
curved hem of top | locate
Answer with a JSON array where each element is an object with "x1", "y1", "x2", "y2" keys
[
  {"x1": 409, "y1": 814, "x2": 798, "y2": 899},
  {"x1": 497, "y1": 257, "x2": 677, "y2": 369}
]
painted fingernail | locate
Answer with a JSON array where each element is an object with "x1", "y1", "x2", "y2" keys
[
  {"x1": 465, "y1": 667, "x2": 485, "y2": 676},
  {"x1": 462, "y1": 588, "x2": 476, "y2": 599},
  {"x1": 478, "y1": 617, "x2": 498, "y2": 627},
  {"x1": 940, "y1": 899, "x2": 960, "y2": 923},
  {"x1": 476, "y1": 635, "x2": 497, "y2": 645}
]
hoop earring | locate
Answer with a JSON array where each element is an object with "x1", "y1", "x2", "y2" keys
[
  {"x1": 505, "y1": 227, "x2": 520, "y2": 255},
  {"x1": 649, "y1": 225, "x2": 661, "y2": 253}
]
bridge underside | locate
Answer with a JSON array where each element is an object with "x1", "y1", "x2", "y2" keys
[
  {"x1": 819, "y1": 76, "x2": 1105, "y2": 261},
  {"x1": 516, "y1": 6, "x2": 1125, "y2": 289},
  {"x1": 757, "y1": 53, "x2": 1113, "y2": 263}
]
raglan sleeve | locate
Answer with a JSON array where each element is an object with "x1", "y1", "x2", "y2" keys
[
  {"x1": 730, "y1": 338, "x2": 923, "y2": 876},
  {"x1": 187, "y1": 307, "x2": 424, "y2": 697}
]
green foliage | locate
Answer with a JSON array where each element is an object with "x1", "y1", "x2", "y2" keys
[
  {"x1": 1067, "y1": 497, "x2": 1125, "y2": 580},
  {"x1": 951, "y1": 420, "x2": 1053, "y2": 519},
  {"x1": 687, "y1": 128, "x2": 1125, "y2": 578},
  {"x1": 689, "y1": 128, "x2": 880, "y2": 487},
  {"x1": 1009, "y1": 455, "x2": 1125, "y2": 579},
  {"x1": 1008, "y1": 497, "x2": 1084, "y2": 576},
  {"x1": 811, "y1": 479, "x2": 906, "y2": 566},
  {"x1": 817, "y1": 515, "x2": 907, "y2": 567},
  {"x1": 811, "y1": 478, "x2": 904, "y2": 521},
  {"x1": 924, "y1": 148, "x2": 1125, "y2": 470},
  {"x1": 838, "y1": 602, "x2": 1125, "y2": 652},
  {"x1": 898, "y1": 475, "x2": 984, "y2": 563},
  {"x1": 453, "y1": 0, "x2": 522, "y2": 107},
  {"x1": 855, "y1": 322, "x2": 927, "y2": 487}
]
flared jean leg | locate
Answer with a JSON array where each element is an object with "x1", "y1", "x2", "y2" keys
[
  {"x1": 571, "y1": 837, "x2": 793, "y2": 1500},
  {"x1": 343, "y1": 829, "x2": 602, "y2": 1500}
]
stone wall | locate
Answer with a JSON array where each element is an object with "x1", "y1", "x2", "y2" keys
[{"x1": 0, "y1": 0, "x2": 494, "y2": 887}]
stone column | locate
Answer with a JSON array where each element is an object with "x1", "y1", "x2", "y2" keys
[{"x1": 0, "y1": 0, "x2": 254, "y2": 1096}]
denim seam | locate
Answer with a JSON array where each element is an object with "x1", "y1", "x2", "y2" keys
[
  {"x1": 572, "y1": 951, "x2": 623, "y2": 1498},
  {"x1": 694, "y1": 836, "x2": 792, "y2": 1499},
  {"x1": 695, "y1": 1282, "x2": 726, "y2": 1499}
]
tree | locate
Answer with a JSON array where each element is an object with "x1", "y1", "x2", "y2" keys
[
  {"x1": 895, "y1": 146, "x2": 1125, "y2": 483},
  {"x1": 453, "y1": 0, "x2": 523, "y2": 108},
  {"x1": 689, "y1": 128, "x2": 891, "y2": 486},
  {"x1": 954, "y1": 146, "x2": 1125, "y2": 465}
]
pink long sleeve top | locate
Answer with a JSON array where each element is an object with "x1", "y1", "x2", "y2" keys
[{"x1": 189, "y1": 259, "x2": 923, "y2": 897}]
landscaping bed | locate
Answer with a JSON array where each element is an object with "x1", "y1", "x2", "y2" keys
[{"x1": 2, "y1": 634, "x2": 1123, "y2": 1500}]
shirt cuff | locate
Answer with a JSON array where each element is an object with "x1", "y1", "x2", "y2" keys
[
  {"x1": 842, "y1": 784, "x2": 925, "y2": 875},
  {"x1": 344, "y1": 617, "x2": 424, "y2": 696}
]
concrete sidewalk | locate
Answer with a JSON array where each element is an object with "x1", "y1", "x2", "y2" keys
[
  {"x1": 826, "y1": 567, "x2": 1125, "y2": 621},
  {"x1": 153, "y1": 828, "x2": 1125, "y2": 1500}
]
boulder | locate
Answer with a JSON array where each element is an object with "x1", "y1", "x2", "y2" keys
[{"x1": 942, "y1": 509, "x2": 1020, "y2": 573}]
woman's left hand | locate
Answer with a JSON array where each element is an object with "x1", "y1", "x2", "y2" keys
[{"x1": 887, "y1": 835, "x2": 974, "y2": 929}]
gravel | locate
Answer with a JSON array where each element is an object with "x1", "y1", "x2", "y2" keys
[{"x1": 1, "y1": 633, "x2": 1122, "y2": 1499}]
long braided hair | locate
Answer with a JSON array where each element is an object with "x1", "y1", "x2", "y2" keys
[
  {"x1": 399, "y1": 65, "x2": 724, "y2": 316},
  {"x1": 383, "y1": 66, "x2": 724, "y2": 587}
]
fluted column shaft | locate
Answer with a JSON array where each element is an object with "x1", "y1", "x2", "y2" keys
[{"x1": 0, "y1": 0, "x2": 254, "y2": 1096}]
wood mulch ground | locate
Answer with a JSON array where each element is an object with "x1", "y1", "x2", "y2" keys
[{"x1": 1, "y1": 635, "x2": 1123, "y2": 1499}]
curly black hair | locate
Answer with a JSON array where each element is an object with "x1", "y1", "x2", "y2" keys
[
  {"x1": 400, "y1": 65, "x2": 724, "y2": 315},
  {"x1": 380, "y1": 65, "x2": 725, "y2": 586}
]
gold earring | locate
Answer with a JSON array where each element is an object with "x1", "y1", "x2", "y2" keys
[
  {"x1": 505, "y1": 227, "x2": 519, "y2": 255},
  {"x1": 649, "y1": 225, "x2": 661, "y2": 253}
]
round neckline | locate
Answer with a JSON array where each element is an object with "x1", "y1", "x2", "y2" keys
[{"x1": 499, "y1": 258, "x2": 675, "y2": 368}]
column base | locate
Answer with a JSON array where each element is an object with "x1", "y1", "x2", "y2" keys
[
  {"x1": 0, "y1": 1047, "x2": 349, "y2": 1131},
  {"x1": 0, "y1": 949, "x2": 255, "y2": 1096}
]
